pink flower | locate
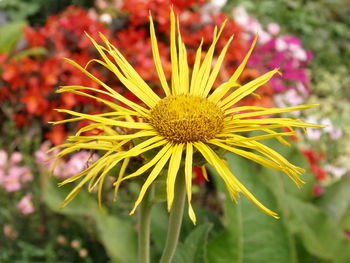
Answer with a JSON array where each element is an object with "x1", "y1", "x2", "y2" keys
[
  {"x1": 35, "y1": 141, "x2": 53, "y2": 165},
  {"x1": 312, "y1": 184, "x2": 324, "y2": 196},
  {"x1": 306, "y1": 128, "x2": 322, "y2": 141},
  {"x1": 19, "y1": 166, "x2": 33, "y2": 183},
  {"x1": 0, "y1": 150, "x2": 7, "y2": 168},
  {"x1": 345, "y1": 231, "x2": 350, "y2": 242},
  {"x1": 35, "y1": 141, "x2": 61, "y2": 174},
  {"x1": 330, "y1": 128, "x2": 342, "y2": 140},
  {"x1": 268, "y1": 23, "x2": 280, "y2": 35},
  {"x1": 10, "y1": 152, "x2": 22, "y2": 165},
  {"x1": 2, "y1": 172, "x2": 21, "y2": 192},
  {"x1": 1, "y1": 166, "x2": 32, "y2": 192},
  {"x1": 17, "y1": 194, "x2": 35, "y2": 215},
  {"x1": 61, "y1": 151, "x2": 99, "y2": 179}
]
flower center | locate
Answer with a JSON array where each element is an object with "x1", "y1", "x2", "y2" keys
[{"x1": 149, "y1": 94, "x2": 224, "y2": 143}]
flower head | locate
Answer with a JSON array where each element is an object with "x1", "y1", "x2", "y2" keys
[
  {"x1": 17, "y1": 194, "x2": 35, "y2": 215},
  {"x1": 51, "y1": 9, "x2": 323, "y2": 224}
]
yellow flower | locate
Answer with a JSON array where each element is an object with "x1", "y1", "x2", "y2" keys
[{"x1": 50, "y1": 9, "x2": 322, "y2": 224}]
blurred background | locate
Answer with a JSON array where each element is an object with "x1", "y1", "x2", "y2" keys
[{"x1": 0, "y1": 0, "x2": 349, "y2": 262}]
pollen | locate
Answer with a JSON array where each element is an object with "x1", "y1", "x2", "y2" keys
[{"x1": 149, "y1": 94, "x2": 224, "y2": 143}]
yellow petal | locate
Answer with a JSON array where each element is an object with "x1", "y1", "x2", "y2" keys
[
  {"x1": 64, "y1": 58, "x2": 149, "y2": 117},
  {"x1": 167, "y1": 143, "x2": 184, "y2": 211},
  {"x1": 220, "y1": 69, "x2": 280, "y2": 110},
  {"x1": 130, "y1": 146, "x2": 173, "y2": 214},
  {"x1": 194, "y1": 142, "x2": 279, "y2": 218},
  {"x1": 170, "y1": 8, "x2": 180, "y2": 95},
  {"x1": 201, "y1": 35, "x2": 233, "y2": 97},
  {"x1": 149, "y1": 12, "x2": 170, "y2": 96},
  {"x1": 228, "y1": 34, "x2": 258, "y2": 83},
  {"x1": 185, "y1": 143, "x2": 196, "y2": 224}
]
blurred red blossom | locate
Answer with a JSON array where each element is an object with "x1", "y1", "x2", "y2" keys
[
  {"x1": 1, "y1": 4, "x2": 273, "y2": 146},
  {"x1": 302, "y1": 149, "x2": 327, "y2": 181}
]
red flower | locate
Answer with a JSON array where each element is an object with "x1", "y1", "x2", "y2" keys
[
  {"x1": 302, "y1": 149, "x2": 327, "y2": 181},
  {"x1": 45, "y1": 125, "x2": 67, "y2": 146}
]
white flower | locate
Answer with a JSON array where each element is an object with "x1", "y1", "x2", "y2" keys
[
  {"x1": 232, "y1": 6, "x2": 249, "y2": 25},
  {"x1": 100, "y1": 13, "x2": 112, "y2": 24},
  {"x1": 325, "y1": 165, "x2": 347, "y2": 179}
]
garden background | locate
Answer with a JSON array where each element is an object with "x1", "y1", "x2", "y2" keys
[{"x1": 1, "y1": 0, "x2": 350, "y2": 262}]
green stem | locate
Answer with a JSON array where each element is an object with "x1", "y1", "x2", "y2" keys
[
  {"x1": 138, "y1": 186, "x2": 154, "y2": 263},
  {"x1": 159, "y1": 172, "x2": 186, "y2": 263}
]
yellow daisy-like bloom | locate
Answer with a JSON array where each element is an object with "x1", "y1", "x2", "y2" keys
[{"x1": 51, "y1": 9, "x2": 322, "y2": 224}]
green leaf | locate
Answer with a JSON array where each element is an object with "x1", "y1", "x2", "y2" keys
[
  {"x1": 283, "y1": 195, "x2": 350, "y2": 263},
  {"x1": 173, "y1": 223, "x2": 213, "y2": 263},
  {"x1": 43, "y1": 178, "x2": 137, "y2": 263},
  {"x1": 207, "y1": 153, "x2": 297, "y2": 263},
  {"x1": 316, "y1": 175, "x2": 350, "y2": 225},
  {"x1": 0, "y1": 21, "x2": 26, "y2": 54},
  {"x1": 261, "y1": 145, "x2": 350, "y2": 262},
  {"x1": 13, "y1": 47, "x2": 47, "y2": 59}
]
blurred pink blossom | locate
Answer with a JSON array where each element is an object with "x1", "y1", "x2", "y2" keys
[
  {"x1": 330, "y1": 128, "x2": 342, "y2": 140},
  {"x1": 232, "y1": 7, "x2": 312, "y2": 95},
  {"x1": 0, "y1": 150, "x2": 7, "y2": 168},
  {"x1": 2, "y1": 172, "x2": 21, "y2": 192},
  {"x1": 0, "y1": 149, "x2": 33, "y2": 192},
  {"x1": 10, "y1": 152, "x2": 22, "y2": 165},
  {"x1": 17, "y1": 194, "x2": 35, "y2": 215},
  {"x1": 306, "y1": 128, "x2": 322, "y2": 141},
  {"x1": 35, "y1": 141, "x2": 64, "y2": 176},
  {"x1": 268, "y1": 23, "x2": 280, "y2": 35},
  {"x1": 60, "y1": 151, "x2": 99, "y2": 179},
  {"x1": 312, "y1": 184, "x2": 324, "y2": 196},
  {"x1": 35, "y1": 141, "x2": 99, "y2": 179}
]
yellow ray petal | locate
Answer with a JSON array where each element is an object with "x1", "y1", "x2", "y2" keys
[
  {"x1": 220, "y1": 69, "x2": 280, "y2": 110},
  {"x1": 118, "y1": 143, "x2": 172, "y2": 183},
  {"x1": 193, "y1": 142, "x2": 239, "y2": 201},
  {"x1": 221, "y1": 138, "x2": 305, "y2": 185},
  {"x1": 64, "y1": 58, "x2": 150, "y2": 117},
  {"x1": 167, "y1": 143, "x2": 184, "y2": 211},
  {"x1": 99, "y1": 33, "x2": 161, "y2": 104},
  {"x1": 68, "y1": 130, "x2": 158, "y2": 142},
  {"x1": 114, "y1": 157, "x2": 130, "y2": 201},
  {"x1": 130, "y1": 146, "x2": 173, "y2": 214},
  {"x1": 189, "y1": 38, "x2": 203, "y2": 95},
  {"x1": 124, "y1": 136, "x2": 166, "y2": 157},
  {"x1": 54, "y1": 109, "x2": 152, "y2": 130},
  {"x1": 170, "y1": 8, "x2": 180, "y2": 95},
  {"x1": 226, "y1": 117, "x2": 325, "y2": 129},
  {"x1": 209, "y1": 139, "x2": 285, "y2": 172},
  {"x1": 177, "y1": 21, "x2": 189, "y2": 95},
  {"x1": 57, "y1": 89, "x2": 138, "y2": 116},
  {"x1": 229, "y1": 34, "x2": 258, "y2": 83},
  {"x1": 194, "y1": 142, "x2": 279, "y2": 218},
  {"x1": 207, "y1": 81, "x2": 241, "y2": 104},
  {"x1": 193, "y1": 21, "x2": 227, "y2": 97},
  {"x1": 201, "y1": 165, "x2": 209, "y2": 181},
  {"x1": 61, "y1": 152, "x2": 122, "y2": 207},
  {"x1": 185, "y1": 143, "x2": 196, "y2": 224},
  {"x1": 227, "y1": 104, "x2": 319, "y2": 118},
  {"x1": 201, "y1": 35, "x2": 233, "y2": 97},
  {"x1": 58, "y1": 85, "x2": 144, "y2": 116},
  {"x1": 85, "y1": 33, "x2": 159, "y2": 108},
  {"x1": 217, "y1": 131, "x2": 296, "y2": 143},
  {"x1": 149, "y1": 12, "x2": 170, "y2": 96}
]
